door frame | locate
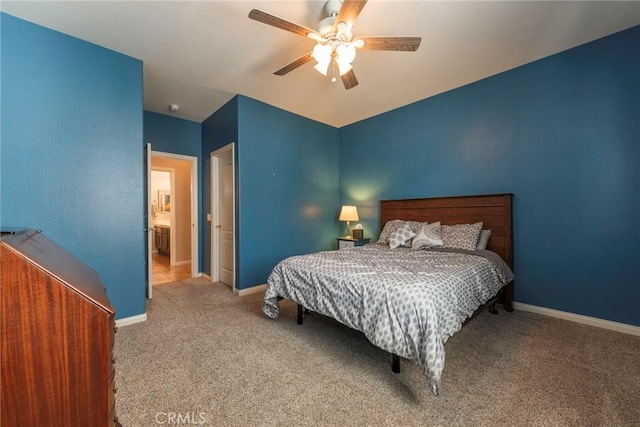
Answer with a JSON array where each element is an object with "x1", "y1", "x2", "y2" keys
[
  {"x1": 151, "y1": 150, "x2": 200, "y2": 279},
  {"x1": 210, "y1": 143, "x2": 236, "y2": 292}
]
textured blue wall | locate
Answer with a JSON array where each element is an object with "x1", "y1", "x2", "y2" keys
[
  {"x1": 1, "y1": 14, "x2": 145, "y2": 319},
  {"x1": 201, "y1": 96, "x2": 239, "y2": 277},
  {"x1": 236, "y1": 96, "x2": 339, "y2": 289},
  {"x1": 200, "y1": 96, "x2": 340, "y2": 288},
  {"x1": 339, "y1": 26, "x2": 640, "y2": 326},
  {"x1": 144, "y1": 110, "x2": 203, "y2": 270}
]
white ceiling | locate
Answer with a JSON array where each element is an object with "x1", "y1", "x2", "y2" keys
[{"x1": 2, "y1": 1, "x2": 639, "y2": 127}]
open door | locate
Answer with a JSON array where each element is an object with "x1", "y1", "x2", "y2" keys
[{"x1": 145, "y1": 142, "x2": 153, "y2": 298}]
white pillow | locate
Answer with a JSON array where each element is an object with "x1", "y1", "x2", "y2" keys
[
  {"x1": 412, "y1": 222, "x2": 443, "y2": 249},
  {"x1": 476, "y1": 229, "x2": 491, "y2": 250},
  {"x1": 389, "y1": 223, "x2": 416, "y2": 249}
]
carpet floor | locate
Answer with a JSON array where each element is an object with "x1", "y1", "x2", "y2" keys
[{"x1": 114, "y1": 278, "x2": 640, "y2": 426}]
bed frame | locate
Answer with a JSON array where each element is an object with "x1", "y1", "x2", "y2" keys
[
  {"x1": 298, "y1": 193, "x2": 514, "y2": 374},
  {"x1": 380, "y1": 193, "x2": 514, "y2": 373},
  {"x1": 380, "y1": 193, "x2": 514, "y2": 310}
]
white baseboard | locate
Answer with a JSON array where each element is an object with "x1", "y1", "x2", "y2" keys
[
  {"x1": 235, "y1": 284, "x2": 267, "y2": 297},
  {"x1": 514, "y1": 302, "x2": 640, "y2": 337},
  {"x1": 173, "y1": 260, "x2": 191, "y2": 266},
  {"x1": 115, "y1": 313, "x2": 147, "y2": 328}
]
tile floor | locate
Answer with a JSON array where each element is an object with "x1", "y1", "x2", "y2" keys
[{"x1": 152, "y1": 252, "x2": 192, "y2": 284}]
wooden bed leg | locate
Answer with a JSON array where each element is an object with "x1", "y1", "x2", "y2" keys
[
  {"x1": 392, "y1": 354, "x2": 401, "y2": 373},
  {"x1": 297, "y1": 304, "x2": 303, "y2": 325},
  {"x1": 504, "y1": 282, "x2": 514, "y2": 312},
  {"x1": 489, "y1": 302, "x2": 498, "y2": 314}
]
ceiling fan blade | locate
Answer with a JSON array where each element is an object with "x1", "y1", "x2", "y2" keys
[
  {"x1": 249, "y1": 9, "x2": 317, "y2": 38},
  {"x1": 358, "y1": 37, "x2": 422, "y2": 51},
  {"x1": 341, "y1": 69, "x2": 359, "y2": 90},
  {"x1": 336, "y1": 0, "x2": 368, "y2": 27},
  {"x1": 274, "y1": 52, "x2": 313, "y2": 76}
]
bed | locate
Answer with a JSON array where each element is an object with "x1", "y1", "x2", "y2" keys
[{"x1": 263, "y1": 194, "x2": 514, "y2": 395}]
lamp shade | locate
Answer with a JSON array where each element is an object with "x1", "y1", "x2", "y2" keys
[{"x1": 339, "y1": 205, "x2": 359, "y2": 222}]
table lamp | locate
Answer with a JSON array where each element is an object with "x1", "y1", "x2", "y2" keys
[{"x1": 339, "y1": 205, "x2": 359, "y2": 237}]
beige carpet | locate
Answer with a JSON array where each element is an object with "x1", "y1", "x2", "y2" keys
[{"x1": 114, "y1": 279, "x2": 640, "y2": 426}]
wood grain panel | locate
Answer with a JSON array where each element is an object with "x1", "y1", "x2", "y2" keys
[
  {"x1": 1, "y1": 230, "x2": 117, "y2": 426},
  {"x1": 380, "y1": 194, "x2": 513, "y2": 268}
]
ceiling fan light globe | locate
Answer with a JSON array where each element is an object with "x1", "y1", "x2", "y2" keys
[
  {"x1": 336, "y1": 44, "x2": 356, "y2": 64},
  {"x1": 314, "y1": 61, "x2": 330, "y2": 76},
  {"x1": 312, "y1": 43, "x2": 333, "y2": 63},
  {"x1": 336, "y1": 60, "x2": 352, "y2": 76}
]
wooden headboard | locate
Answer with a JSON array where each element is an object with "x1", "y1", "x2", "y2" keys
[{"x1": 380, "y1": 194, "x2": 513, "y2": 269}]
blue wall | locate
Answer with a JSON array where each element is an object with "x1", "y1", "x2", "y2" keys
[
  {"x1": 201, "y1": 96, "x2": 239, "y2": 277},
  {"x1": 144, "y1": 110, "x2": 201, "y2": 156},
  {"x1": 201, "y1": 96, "x2": 339, "y2": 289},
  {"x1": 339, "y1": 26, "x2": 640, "y2": 326},
  {"x1": 1, "y1": 14, "x2": 145, "y2": 319},
  {"x1": 144, "y1": 110, "x2": 203, "y2": 269},
  {"x1": 236, "y1": 96, "x2": 339, "y2": 289}
]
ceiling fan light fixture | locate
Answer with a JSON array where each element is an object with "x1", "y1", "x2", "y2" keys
[
  {"x1": 312, "y1": 43, "x2": 333, "y2": 63},
  {"x1": 317, "y1": 16, "x2": 337, "y2": 37},
  {"x1": 336, "y1": 60, "x2": 352, "y2": 76},
  {"x1": 336, "y1": 44, "x2": 356, "y2": 65},
  {"x1": 314, "y1": 61, "x2": 331, "y2": 76}
]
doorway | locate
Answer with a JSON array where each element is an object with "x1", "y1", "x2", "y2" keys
[
  {"x1": 146, "y1": 148, "x2": 199, "y2": 297},
  {"x1": 210, "y1": 143, "x2": 235, "y2": 291}
]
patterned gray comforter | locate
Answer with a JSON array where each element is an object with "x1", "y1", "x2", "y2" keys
[{"x1": 263, "y1": 243, "x2": 514, "y2": 395}]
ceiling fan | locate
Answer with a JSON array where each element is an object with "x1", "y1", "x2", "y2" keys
[{"x1": 249, "y1": 0, "x2": 421, "y2": 90}]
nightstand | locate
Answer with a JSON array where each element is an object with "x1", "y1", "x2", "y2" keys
[{"x1": 337, "y1": 237, "x2": 371, "y2": 249}]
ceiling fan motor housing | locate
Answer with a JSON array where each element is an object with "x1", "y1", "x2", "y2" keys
[{"x1": 324, "y1": 0, "x2": 343, "y2": 17}]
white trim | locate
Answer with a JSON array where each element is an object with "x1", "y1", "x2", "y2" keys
[
  {"x1": 146, "y1": 143, "x2": 153, "y2": 299},
  {"x1": 234, "y1": 284, "x2": 267, "y2": 297},
  {"x1": 115, "y1": 313, "x2": 147, "y2": 327},
  {"x1": 174, "y1": 260, "x2": 191, "y2": 266},
  {"x1": 514, "y1": 302, "x2": 640, "y2": 337}
]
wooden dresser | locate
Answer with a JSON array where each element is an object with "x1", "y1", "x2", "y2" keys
[{"x1": 1, "y1": 229, "x2": 120, "y2": 426}]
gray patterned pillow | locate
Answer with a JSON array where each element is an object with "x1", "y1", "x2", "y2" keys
[
  {"x1": 389, "y1": 223, "x2": 416, "y2": 249},
  {"x1": 476, "y1": 229, "x2": 492, "y2": 250},
  {"x1": 441, "y1": 222, "x2": 483, "y2": 251},
  {"x1": 412, "y1": 222, "x2": 443, "y2": 249},
  {"x1": 378, "y1": 220, "x2": 424, "y2": 244},
  {"x1": 378, "y1": 219, "x2": 404, "y2": 244}
]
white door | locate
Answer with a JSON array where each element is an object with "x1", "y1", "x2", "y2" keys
[
  {"x1": 219, "y1": 152, "x2": 234, "y2": 286},
  {"x1": 211, "y1": 144, "x2": 235, "y2": 289},
  {"x1": 146, "y1": 143, "x2": 153, "y2": 299}
]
